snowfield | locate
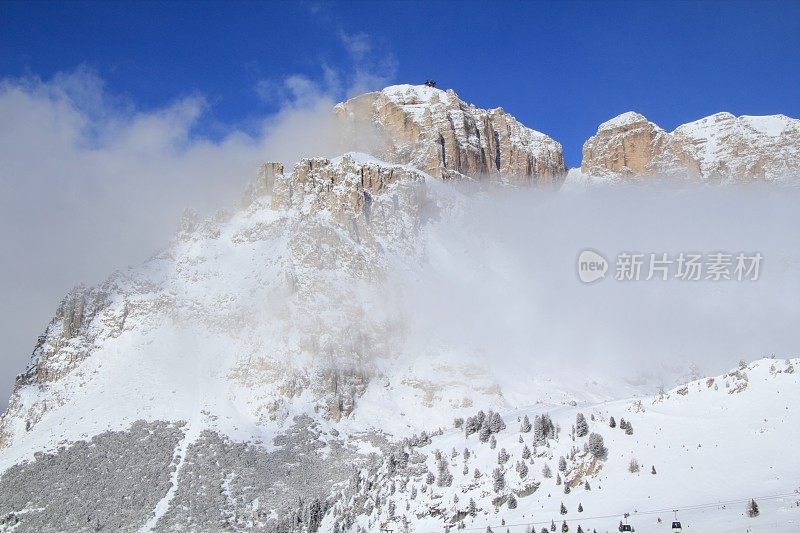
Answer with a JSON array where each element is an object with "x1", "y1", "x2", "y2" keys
[{"x1": 326, "y1": 358, "x2": 800, "y2": 532}]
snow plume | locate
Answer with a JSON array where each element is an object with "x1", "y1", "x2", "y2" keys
[
  {"x1": 391, "y1": 181, "x2": 800, "y2": 400},
  {"x1": 0, "y1": 68, "x2": 384, "y2": 407}
]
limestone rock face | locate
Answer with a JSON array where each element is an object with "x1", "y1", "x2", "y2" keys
[
  {"x1": 580, "y1": 112, "x2": 670, "y2": 177},
  {"x1": 335, "y1": 84, "x2": 566, "y2": 186},
  {"x1": 242, "y1": 162, "x2": 284, "y2": 208},
  {"x1": 581, "y1": 111, "x2": 800, "y2": 182}
]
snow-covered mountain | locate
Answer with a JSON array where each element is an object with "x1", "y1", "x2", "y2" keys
[
  {"x1": 574, "y1": 111, "x2": 800, "y2": 185},
  {"x1": 1, "y1": 86, "x2": 798, "y2": 532},
  {"x1": 335, "y1": 85, "x2": 567, "y2": 185}
]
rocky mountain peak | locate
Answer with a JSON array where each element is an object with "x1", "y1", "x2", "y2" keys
[
  {"x1": 335, "y1": 84, "x2": 566, "y2": 185},
  {"x1": 581, "y1": 111, "x2": 800, "y2": 182}
]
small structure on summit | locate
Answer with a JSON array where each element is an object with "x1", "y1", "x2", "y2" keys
[{"x1": 423, "y1": 79, "x2": 437, "y2": 88}]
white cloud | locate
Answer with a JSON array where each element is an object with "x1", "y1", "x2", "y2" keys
[
  {"x1": 0, "y1": 67, "x2": 370, "y2": 407},
  {"x1": 255, "y1": 30, "x2": 397, "y2": 107}
]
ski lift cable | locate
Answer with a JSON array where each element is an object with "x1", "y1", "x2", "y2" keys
[{"x1": 421, "y1": 490, "x2": 798, "y2": 532}]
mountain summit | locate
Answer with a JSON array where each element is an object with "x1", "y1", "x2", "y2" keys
[{"x1": 580, "y1": 111, "x2": 800, "y2": 182}]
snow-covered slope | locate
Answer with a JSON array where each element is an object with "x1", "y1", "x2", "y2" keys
[{"x1": 324, "y1": 358, "x2": 800, "y2": 532}]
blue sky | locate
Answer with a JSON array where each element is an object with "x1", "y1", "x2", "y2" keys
[{"x1": 2, "y1": 0, "x2": 798, "y2": 166}]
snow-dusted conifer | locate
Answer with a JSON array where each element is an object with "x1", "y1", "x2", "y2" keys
[
  {"x1": 576, "y1": 413, "x2": 589, "y2": 437},
  {"x1": 492, "y1": 468, "x2": 506, "y2": 492},
  {"x1": 468, "y1": 498, "x2": 478, "y2": 516},
  {"x1": 748, "y1": 499, "x2": 759, "y2": 517},
  {"x1": 498, "y1": 448, "x2": 510, "y2": 464},
  {"x1": 587, "y1": 433, "x2": 605, "y2": 457}
]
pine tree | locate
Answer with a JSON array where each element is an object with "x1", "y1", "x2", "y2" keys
[
  {"x1": 454, "y1": 417, "x2": 464, "y2": 429},
  {"x1": 584, "y1": 480, "x2": 590, "y2": 490},
  {"x1": 493, "y1": 468, "x2": 506, "y2": 492},
  {"x1": 575, "y1": 413, "x2": 589, "y2": 437},
  {"x1": 426, "y1": 471, "x2": 435, "y2": 484},
  {"x1": 609, "y1": 416, "x2": 616, "y2": 428},
  {"x1": 521, "y1": 415, "x2": 532, "y2": 433},
  {"x1": 488, "y1": 411, "x2": 506, "y2": 432},
  {"x1": 651, "y1": 465, "x2": 657, "y2": 475},
  {"x1": 490, "y1": 435, "x2": 497, "y2": 449},
  {"x1": 474, "y1": 468, "x2": 482, "y2": 479},
  {"x1": 479, "y1": 424, "x2": 492, "y2": 443},
  {"x1": 559, "y1": 456, "x2": 567, "y2": 472},
  {"x1": 498, "y1": 448, "x2": 510, "y2": 464},
  {"x1": 561, "y1": 520, "x2": 569, "y2": 532},
  {"x1": 522, "y1": 444, "x2": 531, "y2": 459},
  {"x1": 468, "y1": 498, "x2": 478, "y2": 516},
  {"x1": 560, "y1": 502, "x2": 568, "y2": 515},
  {"x1": 534, "y1": 415, "x2": 545, "y2": 444},
  {"x1": 508, "y1": 494, "x2": 518, "y2": 509},
  {"x1": 577, "y1": 526, "x2": 584, "y2": 533},
  {"x1": 747, "y1": 498, "x2": 760, "y2": 517},
  {"x1": 628, "y1": 458, "x2": 640, "y2": 473},
  {"x1": 619, "y1": 418, "x2": 627, "y2": 430},
  {"x1": 564, "y1": 483, "x2": 571, "y2": 494},
  {"x1": 625, "y1": 422, "x2": 634, "y2": 435},
  {"x1": 587, "y1": 433, "x2": 606, "y2": 457},
  {"x1": 542, "y1": 464, "x2": 553, "y2": 478},
  {"x1": 517, "y1": 460, "x2": 529, "y2": 479},
  {"x1": 578, "y1": 503, "x2": 583, "y2": 512},
  {"x1": 465, "y1": 416, "x2": 480, "y2": 436},
  {"x1": 551, "y1": 519, "x2": 556, "y2": 531},
  {"x1": 556, "y1": 473, "x2": 562, "y2": 485}
]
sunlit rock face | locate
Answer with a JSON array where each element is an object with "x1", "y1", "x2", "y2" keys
[
  {"x1": 581, "y1": 111, "x2": 800, "y2": 183},
  {"x1": 335, "y1": 84, "x2": 567, "y2": 185}
]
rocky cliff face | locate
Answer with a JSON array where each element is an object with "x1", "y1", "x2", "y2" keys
[
  {"x1": 335, "y1": 84, "x2": 566, "y2": 185},
  {"x1": 581, "y1": 111, "x2": 800, "y2": 182}
]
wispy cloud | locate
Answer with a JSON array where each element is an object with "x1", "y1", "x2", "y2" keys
[
  {"x1": 255, "y1": 29, "x2": 397, "y2": 107},
  {"x1": 0, "y1": 62, "x2": 386, "y2": 407}
]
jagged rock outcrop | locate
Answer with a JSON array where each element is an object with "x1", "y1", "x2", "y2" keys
[
  {"x1": 335, "y1": 84, "x2": 566, "y2": 185},
  {"x1": 18, "y1": 285, "x2": 111, "y2": 385},
  {"x1": 581, "y1": 111, "x2": 800, "y2": 182}
]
